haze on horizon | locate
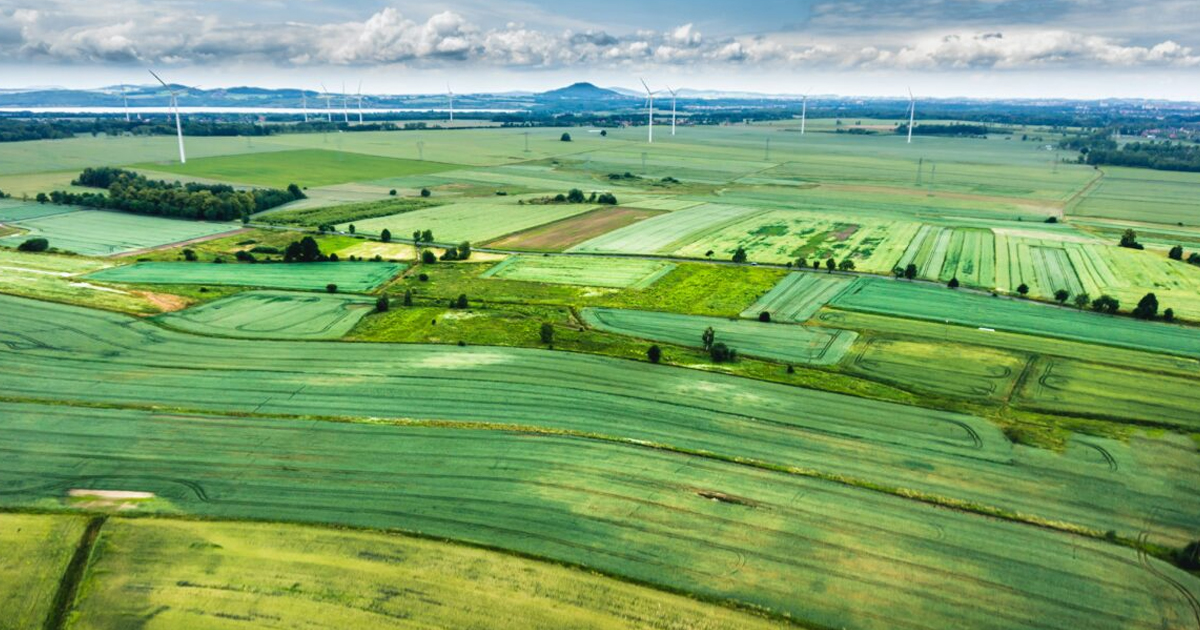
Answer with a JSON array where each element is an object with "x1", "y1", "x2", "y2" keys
[{"x1": 0, "y1": 0, "x2": 1197, "y2": 101}]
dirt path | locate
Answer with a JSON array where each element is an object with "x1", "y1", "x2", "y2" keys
[{"x1": 135, "y1": 290, "x2": 190, "y2": 313}]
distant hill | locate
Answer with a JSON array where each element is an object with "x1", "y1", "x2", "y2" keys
[{"x1": 538, "y1": 83, "x2": 629, "y2": 101}]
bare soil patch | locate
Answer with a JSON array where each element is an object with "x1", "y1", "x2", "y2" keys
[{"x1": 487, "y1": 207, "x2": 665, "y2": 251}]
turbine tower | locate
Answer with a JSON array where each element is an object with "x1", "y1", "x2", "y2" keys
[
  {"x1": 341, "y1": 81, "x2": 349, "y2": 123},
  {"x1": 906, "y1": 88, "x2": 916, "y2": 144},
  {"x1": 665, "y1": 85, "x2": 679, "y2": 136},
  {"x1": 800, "y1": 92, "x2": 809, "y2": 135},
  {"x1": 640, "y1": 78, "x2": 658, "y2": 144},
  {"x1": 301, "y1": 91, "x2": 309, "y2": 123},
  {"x1": 148, "y1": 70, "x2": 187, "y2": 164},
  {"x1": 356, "y1": 81, "x2": 364, "y2": 124},
  {"x1": 121, "y1": 85, "x2": 130, "y2": 122},
  {"x1": 447, "y1": 84, "x2": 454, "y2": 123},
  {"x1": 320, "y1": 83, "x2": 333, "y2": 122}
]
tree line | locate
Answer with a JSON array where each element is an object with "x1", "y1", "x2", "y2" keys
[
  {"x1": 895, "y1": 123, "x2": 990, "y2": 137},
  {"x1": 39, "y1": 167, "x2": 303, "y2": 221}
]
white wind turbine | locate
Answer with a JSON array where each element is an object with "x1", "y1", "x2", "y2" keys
[
  {"x1": 341, "y1": 81, "x2": 349, "y2": 123},
  {"x1": 301, "y1": 90, "x2": 309, "y2": 122},
  {"x1": 148, "y1": 70, "x2": 187, "y2": 164},
  {"x1": 319, "y1": 83, "x2": 333, "y2": 122},
  {"x1": 447, "y1": 84, "x2": 454, "y2": 123},
  {"x1": 356, "y1": 81, "x2": 364, "y2": 124},
  {"x1": 800, "y1": 90, "x2": 810, "y2": 135},
  {"x1": 906, "y1": 88, "x2": 916, "y2": 144},
  {"x1": 640, "y1": 78, "x2": 658, "y2": 143},
  {"x1": 121, "y1": 85, "x2": 130, "y2": 122},
  {"x1": 665, "y1": 85, "x2": 679, "y2": 136}
]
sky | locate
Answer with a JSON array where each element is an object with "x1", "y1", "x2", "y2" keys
[{"x1": 0, "y1": 0, "x2": 1197, "y2": 100}]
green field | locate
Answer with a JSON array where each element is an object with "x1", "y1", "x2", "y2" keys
[
  {"x1": 847, "y1": 337, "x2": 1026, "y2": 401},
  {"x1": 86, "y1": 261, "x2": 405, "y2": 292},
  {"x1": 3, "y1": 402, "x2": 1198, "y2": 630},
  {"x1": 741, "y1": 272, "x2": 854, "y2": 322},
  {"x1": 582, "y1": 307, "x2": 858, "y2": 365},
  {"x1": 570, "y1": 203, "x2": 766, "y2": 254},
  {"x1": 1017, "y1": 357, "x2": 1200, "y2": 428},
  {"x1": 831, "y1": 277, "x2": 1200, "y2": 358},
  {"x1": 0, "y1": 208, "x2": 241, "y2": 256},
  {"x1": 0, "y1": 199, "x2": 79, "y2": 222},
  {"x1": 1072, "y1": 167, "x2": 1200, "y2": 226},
  {"x1": 156, "y1": 290, "x2": 376, "y2": 339},
  {"x1": 0, "y1": 513, "x2": 88, "y2": 629},
  {"x1": 481, "y1": 255, "x2": 676, "y2": 288},
  {"x1": 3, "y1": 294, "x2": 1198, "y2": 548},
  {"x1": 346, "y1": 198, "x2": 600, "y2": 244},
  {"x1": 135, "y1": 148, "x2": 461, "y2": 189},
  {"x1": 67, "y1": 518, "x2": 782, "y2": 630}
]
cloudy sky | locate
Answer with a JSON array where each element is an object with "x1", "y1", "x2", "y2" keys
[{"x1": 1, "y1": 0, "x2": 1197, "y2": 99}]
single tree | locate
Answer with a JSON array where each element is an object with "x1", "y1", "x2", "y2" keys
[
  {"x1": 705, "y1": 250, "x2": 714, "y2": 258},
  {"x1": 287, "y1": 183, "x2": 305, "y2": 199},
  {"x1": 813, "y1": 261, "x2": 821, "y2": 271},
  {"x1": 566, "y1": 188, "x2": 586, "y2": 203},
  {"x1": 420, "y1": 188, "x2": 431, "y2": 197},
  {"x1": 1073, "y1": 292, "x2": 1090, "y2": 310},
  {"x1": 421, "y1": 230, "x2": 434, "y2": 243},
  {"x1": 838, "y1": 258, "x2": 855, "y2": 271},
  {"x1": 732, "y1": 247, "x2": 748, "y2": 263},
  {"x1": 389, "y1": 189, "x2": 397, "y2": 196},
  {"x1": 1119, "y1": 228, "x2": 1143, "y2": 250},
  {"x1": 709, "y1": 342, "x2": 737, "y2": 363},
  {"x1": 1054, "y1": 289, "x2": 1070, "y2": 304},
  {"x1": 561, "y1": 132, "x2": 572, "y2": 142},
  {"x1": 422, "y1": 250, "x2": 437, "y2": 264},
  {"x1": 455, "y1": 294, "x2": 468, "y2": 309},
  {"x1": 325, "y1": 283, "x2": 338, "y2": 293},
  {"x1": 17, "y1": 238, "x2": 49, "y2": 252},
  {"x1": 904, "y1": 263, "x2": 918, "y2": 280},
  {"x1": 948, "y1": 277, "x2": 960, "y2": 289},
  {"x1": 892, "y1": 266, "x2": 904, "y2": 279},
  {"x1": 348, "y1": 224, "x2": 356, "y2": 235},
  {"x1": 412, "y1": 230, "x2": 421, "y2": 243},
  {"x1": 182, "y1": 248, "x2": 197, "y2": 261},
  {"x1": 35, "y1": 192, "x2": 47, "y2": 204},
  {"x1": 403, "y1": 289, "x2": 414, "y2": 307},
  {"x1": 701, "y1": 326, "x2": 716, "y2": 351},
  {"x1": 457, "y1": 241, "x2": 471, "y2": 260},
  {"x1": 647, "y1": 345, "x2": 662, "y2": 364},
  {"x1": 1091, "y1": 294, "x2": 1120, "y2": 314},
  {"x1": 1132, "y1": 292, "x2": 1158, "y2": 320},
  {"x1": 376, "y1": 296, "x2": 389, "y2": 312},
  {"x1": 539, "y1": 322, "x2": 554, "y2": 345},
  {"x1": 1017, "y1": 283, "x2": 1030, "y2": 296},
  {"x1": 380, "y1": 228, "x2": 392, "y2": 243},
  {"x1": 825, "y1": 257, "x2": 836, "y2": 273},
  {"x1": 600, "y1": 130, "x2": 608, "y2": 137},
  {"x1": 300, "y1": 236, "x2": 322, "y2": 262},
  {"x1": 758, "y1": 311, "x2": 771, "y2": 323},
  {"x1": 1163, "y1": 307, "x2": 1175, "y2": 323},
  {"x1": 1169, "y1": 245, "x2": 1184, "y2": 261}
]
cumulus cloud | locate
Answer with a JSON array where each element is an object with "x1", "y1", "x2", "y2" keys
[{"x1": 1, "y1": 3, "x2": 1197, "y2": 71}]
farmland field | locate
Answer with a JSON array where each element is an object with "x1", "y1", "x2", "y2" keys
[
  {"x1": 3, "y1": 401, "x2": 1199, "y2": 630},
  {"x1": 0, "y1": 208, "x2": 241, "y2": 256},
  {"x1": 830, "y1": 277, "x2": 1200, "y2": 358},
  {"x1": 1072, "y1": 167, "x2": 1200, "y2": 226},
  {"x1": 135, "y1": 148, "x2": 461, "y2": 188},
  {"x1": 1017, "y1": 357, "x2": 1200, "y2": 428},
  {"x1": 486, "y1": 206, "x2": 666, "y2": 250},
  {"x1": 69, "y1": 517, "x2": 783, "y2": 630},
  {"x1": 846, "y1": 337, "x2": 1025, "y2": 401},
  {"x1": 344, "y1": 198, "x2": 600, "y2": 243},
  {"x1": 86, "y1": 261, "x2": 405, "y2": 292},
  {"x1": 0, "y1": 247, "x2": 169, "y2": 313},
  {"x1": 740, "y1": 272, "x2": 854, "y2": 322},
  {"x1": 582, "y1": 307, "x2": 858, "y2": 365},
  {"x1": 482, "y1": 255, "x2": 675, "y2": 288},
  {"x1": 156, "y1": 290, "x2": 376, "y2": 339},
  {"x1": 0, "y1": 513, "x2": 88, "y2": 629},
  {"x1": 570, "y1": 203, "x2": 766, "y2": 254}
]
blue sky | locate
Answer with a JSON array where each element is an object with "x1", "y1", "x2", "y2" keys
[{"x1": 0, "y1": 0, "x2": 1197, "y2": 99}]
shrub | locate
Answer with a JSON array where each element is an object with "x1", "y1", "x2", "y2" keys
[
  {"x1": 566, "y1": 188, "x2": 586, "y2": 203},
  {"x1": 249, "y1": 246, "x2": 280, "y2": 254},
  {"x1": 375, "y1": 296, "x2": 389, "y2": 312},
  {"x1": 421, "y1": 250, "x2": 437, "y2": 264},
  {"x1": 647, "y1": 345, "x2": 662, "y2": 363},
  {"x1": 758, "y1": 311, "x2": 771, "y2": 323},
  {"x1": 1118, "y1": 229, "x2": 1143, "y2": 250},
  {"x1": 403, "y1": 289, "x2": 414, "y2": 306},
  {"x1": 182, "y1": 248, "x2": 198, "y2": 261},
  {"x1": 420, "y1": 188, "x2": 431, "y2": 197},
  {"x1": 838, "y1": 258, "x2": 855, "y2": 271},
  {"x1": 948, "y1": 277, "x2": 960, "y2": 289},
  {"x1": 731, "y1": 247, "x2": 748, "y2": 263},
  {"x1": 597, "y1": 192, "x2": 618, "y2": 204},
  {"x1": 17, "y1": 238, "x2": 49, "y2": 252},
  {"x1": 389, "y1": 189, "x2": 397, "y2": 196},
  {"x1": 539, "y1": 322, "x2": 554, "y2": 345},
  {"x1": 1016, "y1": 283, "x2": 1029, "y2": 296},
  {"x1": 417, "y1": 273, "x2": 429, "y2": 282},
  {"x1": 1169, "y1": 245, "x2": 1184, "y2": 261},
  {"x1": 325, "y1": 283, "x2": 337, "y2": 293},
  {"x1": 709, "y1": 342, "x2": 737, "y2": 363},
  {"x1": 561, "y1": 132, "x2": 572, "y2": 142},
  {"x1": 380, "y1": 228, "x2": 392, "y2": 243},
  {"x1": 1164, "y1": 307, "x2": 1175, "y2": 322},
  {"x1": 455, "y1": 294, "x2": 468, "y2": 309},
  {"x1": 1044, "y1": 216, "x2": 1058, "y2": 223},
  {"x1": 234, "y1": 250, "x2": 256, "y2": 262}
]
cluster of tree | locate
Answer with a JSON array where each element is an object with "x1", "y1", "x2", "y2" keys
[
  {"x1": 896, "y1": 123, "x2": 990, "y2": 137},
  {"x1": 439, "y1": 242, "x2": 472, "y2": 261},
  {"x1": 1084, "y1": 141, "x2": 1200, "y2": 173},
  {"x1": 283, "y1": 236, "x2": 326, "y2": 262},
  {"x1": 0, "y1": 118, "x2": 411, "y2": 143},
  {"x1": 447, "y1": 293, "x2": 469, "y2": 309},
  {"x1": 46, "y1": 167, "x2": 303, "y2": 221},
  {"x1": 792, "y1": 256, "x2": 854, "y2": 272},
  {"x1": 701, "y1": 327, "x2": 738, "y2": 363},
  {"x1": 1118, "y1": 229, "x2": 1144, "y2": 250},
  {"x1": 1168, "y1": 244, "x2": 1200, "y2": 266},
  {"x1": 17, "y1": 238, "x2": 49, "y2": 252},
  {"x1": 522, "y1": 189, "x2": 617, "y2": 205}
]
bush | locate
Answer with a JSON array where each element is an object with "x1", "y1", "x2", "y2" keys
[
  {"x1": 1119, "y1": 228, "x2": 1143, "y2": 250},
  {"x1": 380, "y1": 228, "x2": 391, "y2": 243},
  {"x1": 420, "y1": 188, "x2": 431, "y2": 197},
  {"x1": 709, "y1": 342, "x2": 737, "y2": 363},
  {"x1": 1180, "y1": 541, "x2": 1200, "y2": 570},
  {"x1": 1016, "y1": 283, "x2": 1029, "y2": 296},
  {"x1": 758, "y1": 311, "x2": 771, "y2": 323},
  {"x1": 647, "y1": 345, "x2": 662, "y2": 363},
  {"x1": 1169, "y1": 245, "x2": 1184, "y2": 261},
  {"x1": 597, "y1": 192, "x2": 618, "y2": 205},
  {"x1": 17, "y1": 237, "x2": 48, "y2": 252},
  {"x1": 1044, "y1": 216, "x2": 1058, "y2": 223},
  {"x1": 566, "y1": 188, "x2": 586, "y2": 203},
  {"x1": 731, "y1": 247, "x2": 747, "y2": 263},
  {"x1": 561, "y1": 132, "x2": 572, "y2": 142},
  {"x1": 389, "y1": 189, "x2": 397, "y2": 196},
  {"x1": 947, "y1": 277, "x2": 959, "y2": 289},
  {"x1": 325, "y1": 283, "x2": 338, "y2": 293},
  {"x1": 234, "y1": 250, "x2": 256, "y2": 262},
  {"x1": 376, "y1": 296, "x2": 389, "y2": 312},
  {"x1": 249, "y1": 246, "x2": 280, "y2": 254},
  {"x1": 421, "y1": 250, "x2": 437, "y2": 264},
  {"x1": 1164, "y1": 307, "x2": 1175, "y2": 322},
  {"x1": 539, "y1": 322, "x2": 554, "y2": 345},
  {"x1": 182, "y1": 248, "x2": 198, "y2": 261},
  {"x1": 403, "y1": 289, "x2": 414, "y2": 306},
  {"x1": 417, "y1": 273, "x2": 429, "y2": 282},
  {"x1": 455, "y1": 294, "x2": 468, "y2": 309}
]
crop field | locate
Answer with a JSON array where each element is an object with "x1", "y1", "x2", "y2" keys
[
  {"x1": 0, "y1": 247, "x2": 171, "y2": 313},
  {"x1": 3, "y1": 401, "x2": 1199, "y2": 630},
  {"x1": 847, "y1": 338, "x2": 1025, "y2": 401},
  {"x1": 135, "y1": 148, "x2": 461, "y2": 188},
  {"x1": 486, "y1": 206, "x2": 666, "y2": 250},
  {"x1": 570, "y1": 203, "x2": 766, "y2": 254},
  {"x1": 830, "y1": 278, "x2": 1200, "y2": 358},
  {"x1": 482, "y1": 256, "x2": 675, "y2": 289},
  {"x1": 66, "y1": 517, "x2": 782, "y2": 630},
  {"x1": 4, "y1": 294, "x2": 1199, "y2": 547},
  {"x1": 156, "y1": 290, "x2": 376, "y2": 339},
  {"x1": 1017, "y1": 357, "x2": 1200, "y2": 429},
  {"x1": 1072, "y1": 167, "x2": 1200, "y2": 226},
  {"x1": 0, "y1": 134, "x2": 286, "y2": 177},
  {"x1": 0, "y1": 513, "x2": 88, "y2": 629},
  {"x1": 0, "y1": 208, "x2": 241, "y2": 256},
  {"x1": 86, "y1": 261, "x2": 405, "y2": 292},
  {"x1": 740, "y1": 273, "x2": 853, "y2": 322},
  {"x1": 582, "y1": 307, "x2": 858, "y2": 365},
  {"x1": 333, "y1": 240, "x2": 418, "y2": 260},
  {"x1": 345, "y1": 198, "x2": 599, "y2": 243},
  {"x1": 0, "y1": 199, "x2": 79, "y2": 222}
]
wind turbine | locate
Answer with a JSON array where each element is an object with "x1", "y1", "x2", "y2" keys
[
  {"x1": 800, "y1": 91, "x2": 809, "y2": 135},
  {"x1": 121, "y1": 85, "x2": 130, "y2": 122},
  {"x1": 341, "y1": 81, "x2": 349, "y2": 123},
  {"x1": 356, "y1": 81, "x2": 364, "y2": 124},
  {"x1": 906, "y1": 88, "x2": 916, "y2": 144},
  {"x1": 301, "y1": 90, "x2": 309, "y2": 123},
  {"x1": 319, "y1": 83, "x2": 333, "y2": 122},
  {"x1": 447, "y1": 84, "x2": 454, "y2": 123},
  {"x1": 665, "y1": 85, "x2": 679, "y2": 136},
  {"x1": 640, "y1": 78, "x2": 658, "y2": 144},
  {"x1": 148, "y1": 70, "x2": 187, "y2": 164}
]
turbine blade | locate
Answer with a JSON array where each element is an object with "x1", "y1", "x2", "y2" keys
[{"x1": 148, "y1": 70, "x2": 169, "y2": 88}]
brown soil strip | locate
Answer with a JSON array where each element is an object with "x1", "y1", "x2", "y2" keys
[
  {"x1": 133, "y1": 291, "x2": 191, "y2": 313},
  {"x1": 486, "y1": 207, "x2": 665, "y2": 251}
]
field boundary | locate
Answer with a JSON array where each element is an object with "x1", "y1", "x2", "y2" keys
[{"x1": 42, "y1": 516, "x2": 105, "y2": 630}]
